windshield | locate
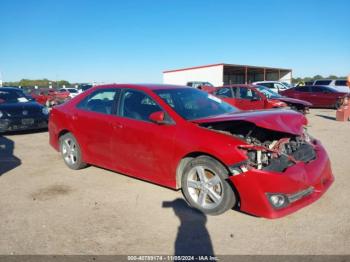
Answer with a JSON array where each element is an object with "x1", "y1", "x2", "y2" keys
[
  {"x1": 282, "y1": 82, "x2": 292, "y2": 88},
  {"x1": 255, "y1": 85, "x2": 282, "y2": 99},
  {"x1": 0, "y1": 89, "x2": 30, "y2": 104},
  {"x1": 154, "y1": 88, "x2": 238, "y2": 120},
  {"x1": 68, "y1": 88, "x2": 78, "y2": 93}
]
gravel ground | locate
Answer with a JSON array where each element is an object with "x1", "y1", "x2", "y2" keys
[{"x1": 0, "y1": 108, "x2": 349, "y2": 255}]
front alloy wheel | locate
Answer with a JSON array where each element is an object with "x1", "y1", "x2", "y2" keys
[
  {"x1": 187, "y1": 166, "x2": 224, "y2": 209},
  {"x1": 181, "y1": 156, "x2": 236, "y2": 215}
]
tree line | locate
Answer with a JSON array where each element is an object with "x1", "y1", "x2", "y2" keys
[
  {"x1": 3, "y1": 75, "x2": 347, "y2": 87},
  {"x1": 292, "y1": 75, "x2": 346, "y2": 84},
  {"x1": 3, "y1": 79, "x2": 71, "y2": 88}
]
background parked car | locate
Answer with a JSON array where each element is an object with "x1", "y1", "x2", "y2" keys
[
  {"x1": 281, "y1": 85, "x2": 348, "y2": 108},
  {"x1": 58, "y1": 87, "x2": 79, "y2": 98},
  {"x1": 252, "y1": 81, "x2": 290, "y2": 93},
  {"x1": 186, "y1": 81, "x2": 216, "y2": 92},
  {"x1": 309, "y1": 79, "x2": 349, "y2": 93},
  {"x1": 214, "y1": 84, "x2": 311, "y2": 114},
  {"x1": 78, "y1": 84, "x2": 93, "y2": 93},
  {"x1": 0, "y1": 87, "x2": 49, "y2": 132},
  {"x1": 28, "y1": 88, "x2": 70, "y2": 107}
]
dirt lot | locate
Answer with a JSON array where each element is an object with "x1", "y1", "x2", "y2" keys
[{"x1": 0, "y1": 109, "x2": 349, "y2": 255}]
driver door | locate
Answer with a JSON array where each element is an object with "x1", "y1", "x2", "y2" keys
[{"x1": 110, "y1": 88, "x2": 177, "y2": 185}]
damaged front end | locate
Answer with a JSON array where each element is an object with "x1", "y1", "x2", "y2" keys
[
  {"x1": 198, "y1": 118, "x2": 334, "y2": 218},
  {"x1": 200, "y1": 120, "x2": 316, "y2": 173}
]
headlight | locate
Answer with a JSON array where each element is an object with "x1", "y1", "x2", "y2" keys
[
  {"x1": 42, "y1": 107, "x2": 49, "y2": 115},
  {"x1": 303, "y1": 127, "x2": 312, "y2": 143},
  {"x1": 0, "y1": 110, "x2": 3, "y2": 118}
]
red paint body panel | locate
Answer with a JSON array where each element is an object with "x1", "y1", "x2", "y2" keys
[
  {"x1": 49, "y1": 84, "x2": 334, "y2": 218},
  {"x1": 193, "y1": 109, "x2": 307, "y2": 136}
]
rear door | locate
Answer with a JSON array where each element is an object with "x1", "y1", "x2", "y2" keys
[
  {"x1": 310, "y1": 86, "x2": 336, "y2": 107},
  {"x1": 288, "y1": 86, "x2": 313, "y2": 103},
  {"x1": 74, "y1": 88, "x2": 120, "y2": 169}
]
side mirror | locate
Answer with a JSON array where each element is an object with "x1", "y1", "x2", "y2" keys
[{"x1": 149, "y1": 111, "x2": 166, "y2": 124}]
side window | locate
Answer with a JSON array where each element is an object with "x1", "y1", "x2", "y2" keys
[
  {"x1": 335, "y1": 80, "x2": 346, "y2": 86},
  {"x1": 215, "y1": 87, "x2": 232, "y2": 98},
  {"x1": 296, "y1": 86, "x2": 310, "y2": 92},
  {"x1": 119, "y1": 89, "x2": 162, "y2": 121},
  {"x1": 77, "y1": 89, "x2": 118, "y2": 114},
  {"x1": 236, "y1": 87, "x2": 260, "y2": 100},
  {"x1": 311, "y1": 86, "x2": 322, "y2": 92}
]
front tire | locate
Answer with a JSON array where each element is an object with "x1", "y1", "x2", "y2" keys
[
  {"x1": 59, "y1": 133, "x2": 87, "y2": 170},
  {"x1": 181, "y1": 156, "x2": 236, "y2": 215}
]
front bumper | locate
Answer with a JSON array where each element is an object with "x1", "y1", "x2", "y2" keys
[
  {"x1": 229, "y1": 140, "x2": 334, "y2": 219},
  {"x1": 0, "y1": 116, "x2": 48, "y2": 133}
]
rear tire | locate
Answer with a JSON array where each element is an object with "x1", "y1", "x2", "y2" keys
[
  {"x1": 59, "y1": 133, "x2": 87, "y2": 170},
  {"x1": 181, "y1": 156, "x2": 236, "y2": 215}
]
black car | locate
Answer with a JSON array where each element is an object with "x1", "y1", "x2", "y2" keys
[{"x1": 0, "y1": 87, "x2": 49, "y2": 133}]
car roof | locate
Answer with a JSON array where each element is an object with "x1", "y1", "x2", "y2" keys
[
  {"x1": 221, "y1": 84, "x2": 256, "y2": 88},
  {"x1": 253, "y1": 81, "x2": 280, "y2": 83},
  {"x1": 93, "y1": 83, "x2": 192, "y2": 91}
]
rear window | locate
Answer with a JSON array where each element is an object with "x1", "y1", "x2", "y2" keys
[
  {"x1": 335, "y1": 80, "x2": 347, "y2": 86},
  {"x1": 314, "y1": 80, "x2": 332, "y2": 85}
]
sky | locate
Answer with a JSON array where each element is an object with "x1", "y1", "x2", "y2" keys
[{"x1": 0, "y1": 0, "x2": 349, "y2": 83}]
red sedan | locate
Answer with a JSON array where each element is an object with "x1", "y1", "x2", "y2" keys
[
  {"x1": 281, "y1": 85, "x2": 348, "y2": 108},
  {"x1": 29, "y1": 88, "x2": 70, "y2": 107},
  {"x1": 213, "y1": 84, "x2": 312, "y2": 114},
  {"x1": 49, "y1": 84, "x2": 334, "y2": 218}
]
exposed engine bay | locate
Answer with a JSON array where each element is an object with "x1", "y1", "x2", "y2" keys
[{"x1": 200, "y1": 120, "x2": 317, "y2": 172}]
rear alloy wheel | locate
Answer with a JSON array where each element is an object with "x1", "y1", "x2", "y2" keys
[
  {"x1": 59, "y1": 133, "x2": 87, "y2": 170},
  {"x1": 181, "y1": 156, "x2": 236, "y2": 215}
]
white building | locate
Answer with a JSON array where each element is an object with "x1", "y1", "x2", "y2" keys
[{"x1": 163, "y1": 63, "x2": 292, "y2": 86}]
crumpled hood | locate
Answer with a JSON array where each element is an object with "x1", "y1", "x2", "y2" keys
[
  {"x1": 277, "y1": 97, "x2": 312, "y2": 107},
  {"x1": 192, "y1": 109, "x2": 307, "y2": 135}
]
